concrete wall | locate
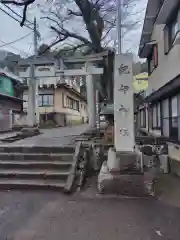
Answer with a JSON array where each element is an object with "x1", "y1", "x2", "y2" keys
[
  {"x1": 13, "y1": 113, "x2": 27, "y2": 126},
  {"x1": 147, "y1": 24, "x2": 180, "y2": 96},
  {"x1": 167, "y1": 142, "x2": 180, "y2": 176},
  {"x1": 0, "y1": 105, "x2": 12, "y2": 131}
]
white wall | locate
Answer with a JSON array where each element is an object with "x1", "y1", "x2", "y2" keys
[{"x1": 147, "y1": 24, "x2": 180, "y2": 95}]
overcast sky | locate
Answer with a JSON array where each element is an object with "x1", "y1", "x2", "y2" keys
[{"x1": 0, "y1": 0, "x2": 148, "y2": 58}]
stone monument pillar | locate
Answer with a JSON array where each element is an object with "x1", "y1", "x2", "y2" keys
[{"x1": 114, "y1": 54, "x2": 134, "y2": 152}]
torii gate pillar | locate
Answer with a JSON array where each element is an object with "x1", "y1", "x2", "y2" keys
[{"x1": 86, "y1": 73, "x2": 96, "y2": 127}]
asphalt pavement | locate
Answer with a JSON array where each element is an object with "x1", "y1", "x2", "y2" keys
[
  {"x1": 2, "y1": 124, "x2": 90, "y2": 146},
  {"x1": 0, "y1": 191, "x2": 179, "y2": 240},
  {"x1": 0, "y1": 125, "x2": 179, "y2": 239}
]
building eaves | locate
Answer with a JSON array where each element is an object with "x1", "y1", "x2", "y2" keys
[
  {"x1": 0, "y1": 93, "x2": 24, "y2": 102},
  {"x1": 139, "y1": 0, "x2": 180, "y2": 58},
  {"x1": 138, "y1": 0, "x2": 164, "y2": 58}
]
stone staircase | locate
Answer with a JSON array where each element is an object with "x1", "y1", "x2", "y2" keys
[{"x1": 0, "y1": 145, "x2": 75, "y2": 191}]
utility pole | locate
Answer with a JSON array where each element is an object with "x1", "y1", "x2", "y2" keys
[
  {"x1": 117, "y1": 0, "x2": 122, "y2": 54},
  {"x1": 33, "y1": 17, "x2": 39, "y2": 125},
  {"x1": 27, "y1": 17, "x2": 39, "y2": 126}
]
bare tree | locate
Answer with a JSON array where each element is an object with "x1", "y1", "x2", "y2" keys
[
  {"x1": 1, "y1": 0, "x2": 141, "y2": 53},
  {"x1": 41, "y1": 0, "x2": 141, "y2": 53}
]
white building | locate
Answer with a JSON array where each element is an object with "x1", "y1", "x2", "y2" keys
[
  {"x1": 17, "y1": 56, "x2": 87, "y2": 126},
  {"x1": 138, "y1": 0, "x2": 180, "y2": 175}
]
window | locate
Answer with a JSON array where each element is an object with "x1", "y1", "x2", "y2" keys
[
  {"x1": 62, "y1": 93, "x2": 65, "y2": 107},
  {"x1": 170, "y1": 96, "x2": 178, "y2": 140},
  {"x1": 148, "y1": 44, "x2": 158, "y2": 75},
  {"x1": 66, "y1": 96, "x2": 80, "y2": 111},
  {"x1": 39, "y1": 95, "x2": 53, "y2": 107},
  {"x1": 152, "y1": 102, "x2": 161, "y2": 129},
  {"x1": 140, "y1": 108, "x2": 146, "y2": 128},
  {"x1": 169, "y1": 15, "x2": 179, "y2": 46},
  {"x1": 157, "y1": 103, "x2": 161, "y2": 128},
  {"x1": 162, "y1": 99, "x2": 169, "y2": 137},
  {"x1": 164, "y1": 10, "x2": 180, "y2": 53},
  {"x1": 152, "y1": 105, "x2": 157, "y2": 128}
]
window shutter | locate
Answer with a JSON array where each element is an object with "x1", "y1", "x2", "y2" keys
[
  {"x1": 153, "y1": 44, "x2": 158, "y2": 67},
  {"x1": 164, "y1": 25, "x2": 169, "y2": 54}
]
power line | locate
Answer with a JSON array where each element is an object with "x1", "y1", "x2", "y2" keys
[
  {"x1": 0, "y1": 39, "x2": 29, "y2": 56},
  {"x1": 3, "y1": 4, "x2": 33, "y2": 26},
  {"x1": 0, "y1": 6, "x2": 34, "y2": 31},
  {"x1": 0, "y1": 32, "x2": 32, "y2": 48}
]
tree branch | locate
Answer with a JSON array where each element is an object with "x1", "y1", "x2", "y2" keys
[
  {"x1": 38, "y1": 37, "x2": 68, "y2": 56},
  {"x1": 1, "y1": 0, "x2": 35, "y2": 6},
  {"x1": 50, "y1": 25, "x2": 94, "y2": 49},
  {"x1": 41, "y1": 16, "x2": 61, "y2": 28},
  {"x1": 1, "y1": 0, "x2": 35, "y2": 26},
  {"x1": 67, "y1": 9, "x2": 82, "y2": 17}
]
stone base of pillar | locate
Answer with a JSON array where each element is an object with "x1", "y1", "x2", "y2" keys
[
  {"x1": 21, "y1": 126, "x2": 40, "y2": 137},
  {"x1": 97, "y1": 150, "x2": 153, "y2": 196}
]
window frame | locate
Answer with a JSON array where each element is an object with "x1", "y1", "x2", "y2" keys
[
  {"x1": 38, "y1": 94, "x2": 54, "y2": 107},
  {"x1": 169, "y1": 15, "x2": 179, "y2": 47},
  {"x1": 164, "y1": 8, "x2": 180, "y2": 54},
  {"x1": 152, "y1": 102, "x2": 161, "y2": 130},
  {"x1": 169, "y1": 96, "x2": 178, "y2": 141},
  {"x1": 140, "y1": 108, "x2": 146, "y2": 128},
  {"x1": 66, "y1": 96, "x2": 80, "y2": 111},
  {"x1": 148, "y1": 44, "x2": 158, "y2": 75}
]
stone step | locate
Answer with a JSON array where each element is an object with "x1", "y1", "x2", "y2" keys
[
  {"x1": 0, "y1": 146, "x2": 75, "y2": 154},
  {"x1": 0, "y1": 160, "x2": 73, "y2": 170},
  {"x1": 0, "y1": 178, "x2": 66, "y2": 190},
  {"x1": 0, "y1": 153, "x2": 73, "y2": 161},
  {"x1": 0, "y1": 169, "x2": 70, "y2": 180}
]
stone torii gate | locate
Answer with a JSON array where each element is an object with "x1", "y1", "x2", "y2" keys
[
  {"x1": 55, "y1": 54, "x2": 104, "y2": 128},
  {"x1": 57, "y1": 53, "x2": 135, "y2": 152}
]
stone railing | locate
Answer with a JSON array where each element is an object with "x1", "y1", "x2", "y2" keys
[
  {"x1": 135, "y1": 136, "x2": 168, "y2": 155},
  {"x1": 65, "y1": 142, "x2": 89, "y2": 192}
]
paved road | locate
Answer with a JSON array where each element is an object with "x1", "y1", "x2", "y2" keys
[
  {"x1": 6, "y1": 124, "x2": 90, "y2": 146},
  {"x1": 0, "y1": 191, "x2": 179, "y2": 240},
  {"x1": 0, "y1": 125, "x2": 179, "y2": 239}
]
